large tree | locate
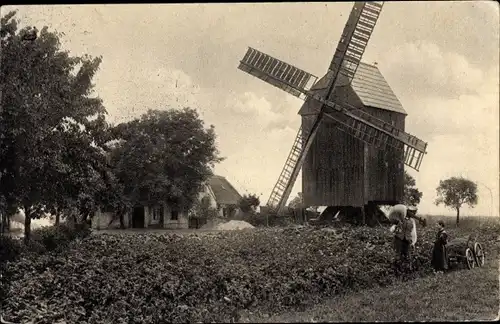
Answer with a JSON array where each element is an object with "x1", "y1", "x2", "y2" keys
[
  {"x1": 435, "y1": 176, "x2": 478, "y2": 226},
  {"x1": 403, "y1": 171, "x2": 423, "y2": 207},
  {"x1": 0, "y1": 11, "x2": 109, "y2": 240},
  {"x1": 107, "y1": 108, "x2": 222, "y2": 215}
]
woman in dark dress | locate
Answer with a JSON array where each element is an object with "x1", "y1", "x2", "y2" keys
[{"x1": 432, "y1": 220, "x2": 449, "y2": 272}]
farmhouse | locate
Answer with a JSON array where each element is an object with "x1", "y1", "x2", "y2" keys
[
  {"x1": 204, "y1": 175, "x2": 243, "y2": 217},
  {"x1": 92, "y1": 175, "x2": 242, "y2": 230}
]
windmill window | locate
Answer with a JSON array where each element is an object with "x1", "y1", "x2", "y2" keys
[{"x1": 171, "y1": 210, "x2": 179, "y2": 221}]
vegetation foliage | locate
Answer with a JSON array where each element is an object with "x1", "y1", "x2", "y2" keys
[
  {"x1": 403, "y1": 171, "x2": 423, "y2": 207},
  {"x1": 0, "y1": 11, "x2": 221, "y2": 235},
  {"x1": 2, "y1": 219, "x2": 499, "y2": 323},
  {"x1": 238, "y1": 194, "x2": 260, "y2": 213},
  {"x1": 435, "y1": 176, "x2": 478, "y2": 225},
  {"x1": 1, "y1": 11, "x2": 109, "y2": 239},
  {"x1": 288, "y1": 192, "x2": 304, "y2": 209}
]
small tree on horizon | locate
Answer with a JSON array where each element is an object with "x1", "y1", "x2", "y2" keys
[
  {"x1": 238, "y1": 194, "x2": 260, "y2": 214},
  {"x1": 435, "y1": 176, "x2": 478, "y2": 226}
]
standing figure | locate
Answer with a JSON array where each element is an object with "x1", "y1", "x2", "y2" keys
[
  {"x1": 431, "y1": 220, "x2": 449, "y2": 272},
  {"x1": 388, "y1": 204, "x2": 418, "y2": 262}
]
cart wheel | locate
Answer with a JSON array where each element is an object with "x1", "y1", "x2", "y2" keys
[
  {"x1": 465, "y1": 248, "x2": 475, "y2": 270},
  {"x1": 474, "y1": 243, "x2": 485, "y2": 267}
]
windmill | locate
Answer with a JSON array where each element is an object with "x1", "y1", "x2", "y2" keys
[{"x1": 237, "y1": 2, "x2": 428, "y2": 217}]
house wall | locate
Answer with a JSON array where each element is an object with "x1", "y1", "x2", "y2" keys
[
  {"x1": 92, "y1": 180, "x2": 240, "y2": 230},
  {"x1": 195, "y1": 184, "x2": 241, "y2": 218},
  {"x1": 92, "y1": 209, "x2": 131, "y2": 229},
  {"x1": 93, "y1": 203, "x2": 188, "y2": 230},
  {"x1": 198, "y1": 184, "x2": 218, "y2": 209},
  {"x1": 140, "y1": 204, "x2": 189, "y2": 229},
  {"x1": 144, "y1": 205, "x2": 167, "y2": 227},
  {"x1": 301, "y1": 85, "x2": 405, "y2": 207},
  {"x1": 162, "y1": 205, "x2": 188, "y2": 229}
]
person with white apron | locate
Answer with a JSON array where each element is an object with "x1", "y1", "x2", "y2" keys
[{"x1": 388, "y1": 204, "x2": 418, "y2": 262}]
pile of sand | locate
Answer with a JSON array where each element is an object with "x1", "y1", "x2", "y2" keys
[{"x1": 215, "y1": 220, "x2": 255, "y2": 231}]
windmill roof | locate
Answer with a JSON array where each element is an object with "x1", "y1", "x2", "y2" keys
[
  {"x1": 351, "y1": 62, "x2": 406, "y2": 115},
  {"x1": 207, "y1": 175, "x2": 242, "y2": 205},
  {"x1": 298, "y1": 62, "x2": 406, "y2": 116}
]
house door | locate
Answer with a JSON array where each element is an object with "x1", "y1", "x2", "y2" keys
[{"x1": 132, "y1": 206, "x2": 145, "y2": 228}]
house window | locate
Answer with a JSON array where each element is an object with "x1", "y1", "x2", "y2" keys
[
  {"x1": 152, "y1": 207, "x2": 161, "y2": 221},
  {"x1": 171, "y1": 210, "x2": 179, "y2": 220}
]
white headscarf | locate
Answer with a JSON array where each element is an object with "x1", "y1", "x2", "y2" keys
[{"x1": 388, "y1": 204, "x2": 418, "y2": 245}]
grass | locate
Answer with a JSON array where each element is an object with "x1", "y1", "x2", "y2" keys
[
  {"x1": 243, "y1": 215, "x2": 500, "y2": 323},
  {"x1": 244, "y1": 259, "x2": 499, "y2": 322}
]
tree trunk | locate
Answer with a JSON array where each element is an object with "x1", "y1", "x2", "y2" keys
[
  {"x1": 1, "y1": 212, "x2": 9, "y2": 233},
  {"x1": 23, "y1": 206, "x2": 32, "y2": 243},
  {"x1": 55, "y1": 212, "x2": 60, "y2": 226},
  {"x1": 119, "y1": 211, "x2": 125, "y2": 229},
  {"x1": 456, "y1": 207, "x2": 460, "y2": 226}
]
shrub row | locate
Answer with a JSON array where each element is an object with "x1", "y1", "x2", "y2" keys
[
  {"x1": 3, "y1": 221, "x2": 498, "y2": 323},
  {"x1": 1, "y1": 224, "x2": 92, "y2": 308}
]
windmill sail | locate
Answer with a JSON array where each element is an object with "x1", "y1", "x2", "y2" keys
[
  {"x1": 327, "y1": 2, "x2": 384, "y2": 90},
  {"x1": 238, "y1": 47, "x2": 318, "y2": 99},
  {"x1": 238, "y1": 1, "x2": 427, "y2": 214},
  {"x1": 238, "y1": 49, "x2": 427, "y2": 210},
  {"x1": 237, "y1": 48, "x2": 427, "y2": 166}
]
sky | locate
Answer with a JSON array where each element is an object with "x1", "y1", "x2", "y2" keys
[{"x1": 3, "y1": 1, "x2": 499, "y2": 217}]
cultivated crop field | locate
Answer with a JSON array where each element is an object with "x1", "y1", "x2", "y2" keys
[{"x1": 2, "y1": 217, "x2": 499, "y2": 323}]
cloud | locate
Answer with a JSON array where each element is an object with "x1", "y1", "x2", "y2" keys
[
  {"x1": 379, "y1": 40, "x2": 498, "y2": 141},
  {"x1": 382, "y1": 42, "x2": 500, "y2": 217},
  {"x1": 212, "y1": 91, "x2": 305, "y2": 200},
  {"x1": 228, "y1": 92, "x2": 299, "y2": 132},
  {"x1": 411, "y1": 132, "x2": 499, "y2": 217},
  {"x1": 381, "y1": 40, "x2": 485, "y2": 99},
  {"x1": 403, "y1": 70, "x2": 499, "y2": 140}
]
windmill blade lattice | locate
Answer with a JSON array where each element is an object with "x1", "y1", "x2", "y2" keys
[
  {"x1": 238, "y1": 47, "x2": 318, "y2": 100},
  {"x1": 237, "y1": 1, "x2": 428, "y2": 214}
]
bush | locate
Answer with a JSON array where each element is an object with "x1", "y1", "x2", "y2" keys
[
  {"x1": 233, "y1": 212, "x2": 294, "y2": 227},
  {"x1": 31, "y1": 223, "x2": 92, "y2": 252},
  {"x1": 3, "y1": 221, "x2": 499, "y2": 323},
  {"x1": 0, "y1": 235, "x2": 24, "y2": 263}
]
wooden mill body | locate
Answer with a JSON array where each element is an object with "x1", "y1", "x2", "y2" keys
[{"x1": 299, "y1": 62, "x2": 406, "y2": 208}]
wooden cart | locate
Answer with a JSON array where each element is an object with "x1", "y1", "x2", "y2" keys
[{"x1": 446, "y1": 236, "x2": 485, "y2": 270}]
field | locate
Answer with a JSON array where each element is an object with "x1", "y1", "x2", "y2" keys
[{"x1": 2, "y1": 215, "x2": 499, "y2": 323}]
